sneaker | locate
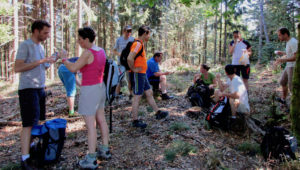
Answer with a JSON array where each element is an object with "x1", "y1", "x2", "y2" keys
[
  {"x1": 97, "y1": 145, "x2": 112, "y2": 159},
  {"x1": 21, "y1": 158, "x2": 34, "y2": 170},
  {"x1": 132, "y1": 120, "x2": 147, "y2": 129},
  {"x1": 79, "y1": 154, "x2": 98, "y2": 169},
  {"x1": 161, "y1": 93, "x2": 174, "y2": 100},
  {"x1": 155, "y1": 110, "x2": 169, "y2": 120}
]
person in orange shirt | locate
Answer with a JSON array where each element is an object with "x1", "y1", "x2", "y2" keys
[{"x1": 127, "y1": 26, "x2": 169, "y2": 129}]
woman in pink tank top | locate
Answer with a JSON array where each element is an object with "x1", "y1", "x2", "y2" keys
[{"x1": 63, "y1": 27, "x2": 110, "y2": 169}]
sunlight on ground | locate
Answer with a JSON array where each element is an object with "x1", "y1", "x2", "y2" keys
[
  {"x1": 66, "y1": 120, "x2": 85, "y2": 133},
  {"x1": 0, "y1": 126, "x2": 21, "y2": 138}
]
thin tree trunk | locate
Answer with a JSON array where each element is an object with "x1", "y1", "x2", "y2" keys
[
  {"x1": 53, "y1": 0, "x2": 57, "y2": 49},
  {"x1": 222, "y1": 0, "x2": 228, "y2": 63},
  {"x1": 213, "y1": 10, "x2": 218, "y2": 65},
  {"x1": 102, "y1": 12, "x2": 107, "y2": 52},
  {"x1": 203, "y1": 19, "x2": 207, "y2": 64},
  {"x1": 5, "y1": 44, "x2": 9, "y2": 81},
  {"x1": 258, "y1": 12, "x2": 263, "y2": 63},
  {"x1": 49, "y1": 0, "x2": 54, "y2": 80},
  {"x1": 23, "y1": 0, "x2": 28, "y2": 40},
  {"x1": 61, "y1": 0, "x2": 64, "y2": 50},
  {"x1": 76, "y1": 0, "x2": 82, "y2": 57},
  {"x1": 87, "y1": 0, "x2": 91, "y2": 26},
  {"x1": 291, "y1": 24, "x2": 300, "y2": 141},
  {"x1": 259, "y1": 0, "x2": 269, "y2": 43},
  {"x1": 110, "y1": 0, "x2": 115, "y2": 59},
  {"x1": 32, "y1": 0, "x2": 39, "y2": 19},
  {"x1": 12, "y1": 0, "x2": 18, "y2": 83},
  {"x1": 218, "y1": 2, "x2": 223, "y2": 64},
  {"x1": 41, "y1": 0, "x2": 47, "y2": 20},
  {"x1": 199, "y1": 23, "x2": 202, "y2": 65}
]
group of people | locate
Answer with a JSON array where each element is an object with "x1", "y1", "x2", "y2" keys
[{"x1": 14, "y1": 19, "x2": 297, "y2": 170}]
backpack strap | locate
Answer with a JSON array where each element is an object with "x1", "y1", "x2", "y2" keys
[{"x1": 134, "y1": 39, "x2": 144, "y2": 60}]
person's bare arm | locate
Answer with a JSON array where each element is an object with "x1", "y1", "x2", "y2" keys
[
  {"x1": 75, "y1": 73, "x2": 81, "y2": 86},
  {"x1": 127, "y1": 51, "x2": 142, "y2": 73},
  {"x1": 113, "y1": 48, "x2": 120, "y2": 57},
  {"x1": 64, "y1": 50, "x2": 90, "y2": 73},
  {"x1": 247, "y1": 47, "x2": 252, "y2": 56},
  {"x1": 229, "y1": 42, "x2": 237, "y2": 55},
  {"x1": 15, "y1": 58, "x2": 53, "y2": 73},
  {"x1": 220, "y1": 91, "x2": 239, "y2": 99}
]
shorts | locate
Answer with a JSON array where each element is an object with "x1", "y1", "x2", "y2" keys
[
  {"x1": 148, "y1": 76, "x2": 160, "y2": 90},
  {"x1": 18, "y1": 88, "x2": 46, "y2": 127},
  {"x1": 233, "y1": 65, "x2": 250, "y2": 79},
  {"x1": 280, "y1": 67, "x2": 294, "y2": 91},
  {"x1": 58, "y1": 67, "x2": 76, "y2": 97},
  {"x1": 78, "y1": 83, "x2": 106, "y2": 115},
  {"x1": 130, "y1": 72, "x2": 151, "y2": 95}
]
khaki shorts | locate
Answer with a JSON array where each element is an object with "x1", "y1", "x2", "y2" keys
[
  {"x1": 280, "y1": 67, "x2": 294, "y2": 91},
  {"x1": 78, "y1": 83, "x2": 106, "y2": 115}
]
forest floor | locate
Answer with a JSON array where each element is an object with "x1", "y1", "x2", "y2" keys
[{"x1": 0, "y1": 60, "x2": 299, "y2": 169}]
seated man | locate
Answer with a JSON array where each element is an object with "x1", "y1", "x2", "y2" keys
[
  {"x1": 214, "y1": 64, "x2": 250, "y2": 120},
  {"x1": 146, "y1": 51, "x2": 173, "y2": 100}
]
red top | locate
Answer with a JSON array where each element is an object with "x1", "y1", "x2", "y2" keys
[{"x1": 80, "y1": 48, "x2": 106, "y2": 86}]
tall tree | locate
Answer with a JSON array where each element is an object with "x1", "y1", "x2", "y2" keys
[
  {"x1": 76, "y1": 0, "x2": 82, "y2": 57},
  {"x1": 213, "y1": 8, "x2": 218, "y2": 65},
  {"x1": 258, "y1": 10, "x2": 263, "y2": 63},
  {"x1": 110, "y1": 0, "x2": 115, "y2": 59},
  {"x1": 222, "y1": 0, "x2": 228, "y2": 63},
  {"x1": 202, "y1": 19, "x2": 207, "y2": 63},
  {"x1": 259, "y1": 0, "x2": 269, "y2": 43},
  {"x1": 218, "y1": 2, "x2": 223, "y2": 63},
  {"x1": 12, "y1": 0, "x2": 18, "y2": 82},
  {"x1": 49, "y1": 0, "x2": 54, "y2": 79}
]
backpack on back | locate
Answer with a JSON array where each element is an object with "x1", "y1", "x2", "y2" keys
[
  {"x1": 30, "y1": 118, "x2": 67, "y2": 167},
  {"x1": 206, "y1": 96, "x2": 231, "y2": 130},
  {"x1": 261, "y1": 126, "x2": 297, "y2": 161},
  {"x1": 120, "y1": 40, "x2": 143, "y2": 70},
  {"x1": 103, "y1": 59, "x2": 126, "y2": 132}
]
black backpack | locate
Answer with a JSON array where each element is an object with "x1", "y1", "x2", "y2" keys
[
  {"x1": 206, "y1": 96, "x2": 231, "y2": 130},
  {"x1": 261, "y1": 126, "x2": 297, "y2": 161},
  {"x1": 120, "y1": 39, "x2": 143, "y2": 70},
  {"x1": 186, "y1": 79, "x2": 211, "y2": 108},
  {"x1": 30, "y1": 118, "x2": 67, "y2": 167}
]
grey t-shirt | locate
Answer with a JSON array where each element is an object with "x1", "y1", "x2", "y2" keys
[
  {"x1": 16, "y1": 39, "x2": 50, "y2": 90},
  {"x1": 114, "y1": 36, "x2": 134, "y2": 55}
]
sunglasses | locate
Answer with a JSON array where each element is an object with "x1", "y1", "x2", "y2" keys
[{"x1": 127, "y1": 30, "x2": 132, "y2": 33}]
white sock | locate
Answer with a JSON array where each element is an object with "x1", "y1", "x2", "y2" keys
[{"x1": 22, "y1": 154, "x2": 30, "y2": 161}]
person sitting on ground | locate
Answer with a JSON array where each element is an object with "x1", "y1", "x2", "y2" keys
[
  {"x1": 62, "y1": 27, "x2": 110, "y2": 169},
  {"x1": 193, "y1": 64, "x2": 217, "y2": 96},
  {"x1": 214, "y1": 64, "x2": 250, "y2": 120},
  {"x1": 128, "y1": 26, "x2": 169, "y2": 129},
  {"x1": 58, "y1": 56, "x2": 81, "y2": 117},
  {"x1": 146, "y1": 51, "x2": 173, "y2": 100}
]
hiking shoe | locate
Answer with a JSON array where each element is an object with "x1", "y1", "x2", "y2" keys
[
  {"x1": 79, "y1": 154, "x2": 98, "y2": 169},
  {"x1": 155, "y1": 110, "x2": 169, "y2": 120},
  {"x1": 161, "y1": 93, "x2": 174, "y2": 100},
  {"x1": 132, "y1": 120, "x2": 147, "y2": 129},
  {"x1": 69, "y1": 112, "x2": 79, "y2": 118},
  {"x1": 21, "y1": 158, "x2": 35, "y2": 170},
  {"x1": 97, "y1": 145, "x2": 111, "y2": 159}
]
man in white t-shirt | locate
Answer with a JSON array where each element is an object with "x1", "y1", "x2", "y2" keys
[
  {"x1": 229, "y1": 31, "x2": 252, "y2": 90},
  {"x1": 275, "y1": 27, "x2": 298, "y2": 107},
  {"x1": 215, "y1": 64, "x2": 250, "y2": 119}
]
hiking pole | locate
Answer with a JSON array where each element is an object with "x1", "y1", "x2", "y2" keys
[{"x1": 109, "y1": 102, "x2": 112, "y2": 133}]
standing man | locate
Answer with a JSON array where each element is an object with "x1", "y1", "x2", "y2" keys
[
  {"x1": 146, "y1": 51, "x2": 173, "y2": 100},
  {"x1": 14, "y1": 20, "x2": 54, "y2": 169},
  {"x1": 113, "y1": 25, "x2": 135, "y2": 96},
  {"x1": 275, "y1": 27, "x2": 298, "y2": 107},
  {"x1": 229, "y1": 30, "x2": 252, "y2": 90},
  {"x1": 128, "y1": 26, "x2": 169, "y2": 129}
]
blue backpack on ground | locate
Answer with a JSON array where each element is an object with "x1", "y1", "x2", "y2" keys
[{"x1": 30, "y1": 118, "x2": 67, "y2": 167}]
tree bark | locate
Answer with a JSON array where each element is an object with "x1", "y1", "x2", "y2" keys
[
  {"x1": 110, "y1": 0, "x2": 115, "y2": 59},
  {"x1": 213, "y1": 10, "x2": 218, "y2": 65},
  {"x1": 76, "y1": 0, "x2": 82, "y2": 57},
  {"x1": 49, "y1": 0, "x2": 54, "y2": 80},
  {"x1": 291, "y1": 24, "x2": 300, "y2": 141},
  {"x1": 87, "y1": 0, "x2": 91, "y2": 26},
  {"x1": 203, "y1": 19, "x2": 208, "y2": 64},
  {"x1": 222, "y1": 0, "x2": 228, "y2": 63},
  {"x1": 23, "y1": 0, "x2": 28, "y2": 40},
  {"x1": 12, "y1": 0, "x2": 18, "y2": 83},
  {"x1": 218, "y1": 2, "x2": 223, "y2": 64},
  {"x1": 32, "y1": 0, "x2": 39, "y2": 19},
  {"x1": 258, "y1": 10, "x2": 263, "y2": 63},
  {"x1": 259, "y1": 0, "x2": 269, "y2": 43}
]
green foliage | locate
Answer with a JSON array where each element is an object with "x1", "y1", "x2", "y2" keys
[
  {"x1": 164, "y1": 140, "x2": 197, "y2": 162},
  {"x1": 1, "y1": 162, "x2": 21, "y2": 170},
  {"x1": 237, "y1": 141, "x2": 261, "y2": 156},
  {"x1": 0, "y1": 0, "x2": 13, "y2": 15},
  {"x1": 169, "y1": 122, "x2": 190, "y2": 132}
]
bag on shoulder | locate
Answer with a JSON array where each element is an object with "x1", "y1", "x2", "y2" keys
[
  {"x1": 30, "y1": 118, "x2": 67, "y2": 166},
  {"x1": 261, "y1": 126, "x2": 297, "y2": 161},
  {"x1": 206, "y1": 96, "x2": 231, "y2": 130},
  {"x1": 120, "y1": 40, "x2": 143, "y2": 70}
]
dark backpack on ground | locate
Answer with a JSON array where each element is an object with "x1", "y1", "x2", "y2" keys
[
  {"x1": 186, "y1": 79, "x2": 211, "y2": 108},
  {"x1": 261, "y1": 126, "x2": 297, "y2": 161},
  {"x1": 30, "y1": 118, "x2": 67, "y2": 167},
  {"x1": 206, "y1": 96, "x2": 231, "y2": 130},
  {"x1": 120, "y1": 39, "x2": 143, "y2": 70}
]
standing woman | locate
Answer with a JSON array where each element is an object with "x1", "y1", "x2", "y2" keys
[{"x1": 62, "y1": 27, "x2": 110, "y2": 169}]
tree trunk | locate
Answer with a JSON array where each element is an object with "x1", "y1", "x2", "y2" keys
[
  {"x1": 87, "y1": 0, "x2": 91, "y2": 26},
  {"x1": 53, "y1": 0, "x2": 57, "y2": 49},
  {"x1": 198, "y1": 23, "x2": 202, "y2": 65},
  {"x1": 61, "y1": 0, "x2": 64, "y2": 50},
  {"x1": 222, "y1": 0, "x2": 228, "y2": 63},
  {"x1": 12, "y1": 0, "x2": 18, "y2": 83},
  {"x1": 258, "y1": 10, "x2": 263, "y2": 63},
  {"x1": 49, "y1": 0, "x2": 54, "y2": 80},
  {"x1": 110, "y1": 0, "x2": 115, "y2": 59},
  {"x1": 291, "y1": 24, "x2": 300, "y2": 141},
  {"x1": 203, "y1": 19, "x2": 207, "y2": 64},
  {"x1": 213, "y1": 10, "x2": 218, "y2": 65},
  {"x1": 259, "y1": 0, "x2": 269, "y2": 43},
  {"x1": 218, "y1": 2, "x2": 223, "y2": 64},
  {"x1": 76, "y1": 0, "x2": 82, "y2": 57},
  {"x1": 41, "y1": 0, "x2": 47, "y2": 20},
  {"x1": 23, "y1": 0, "x2": 28, "y2": 40},
  {"x1": 102, "y1": 11, "x2": 107, "y2": 52},
  {"x1": 32, "y1": 0, "x2": 39, "y2": 19}
]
